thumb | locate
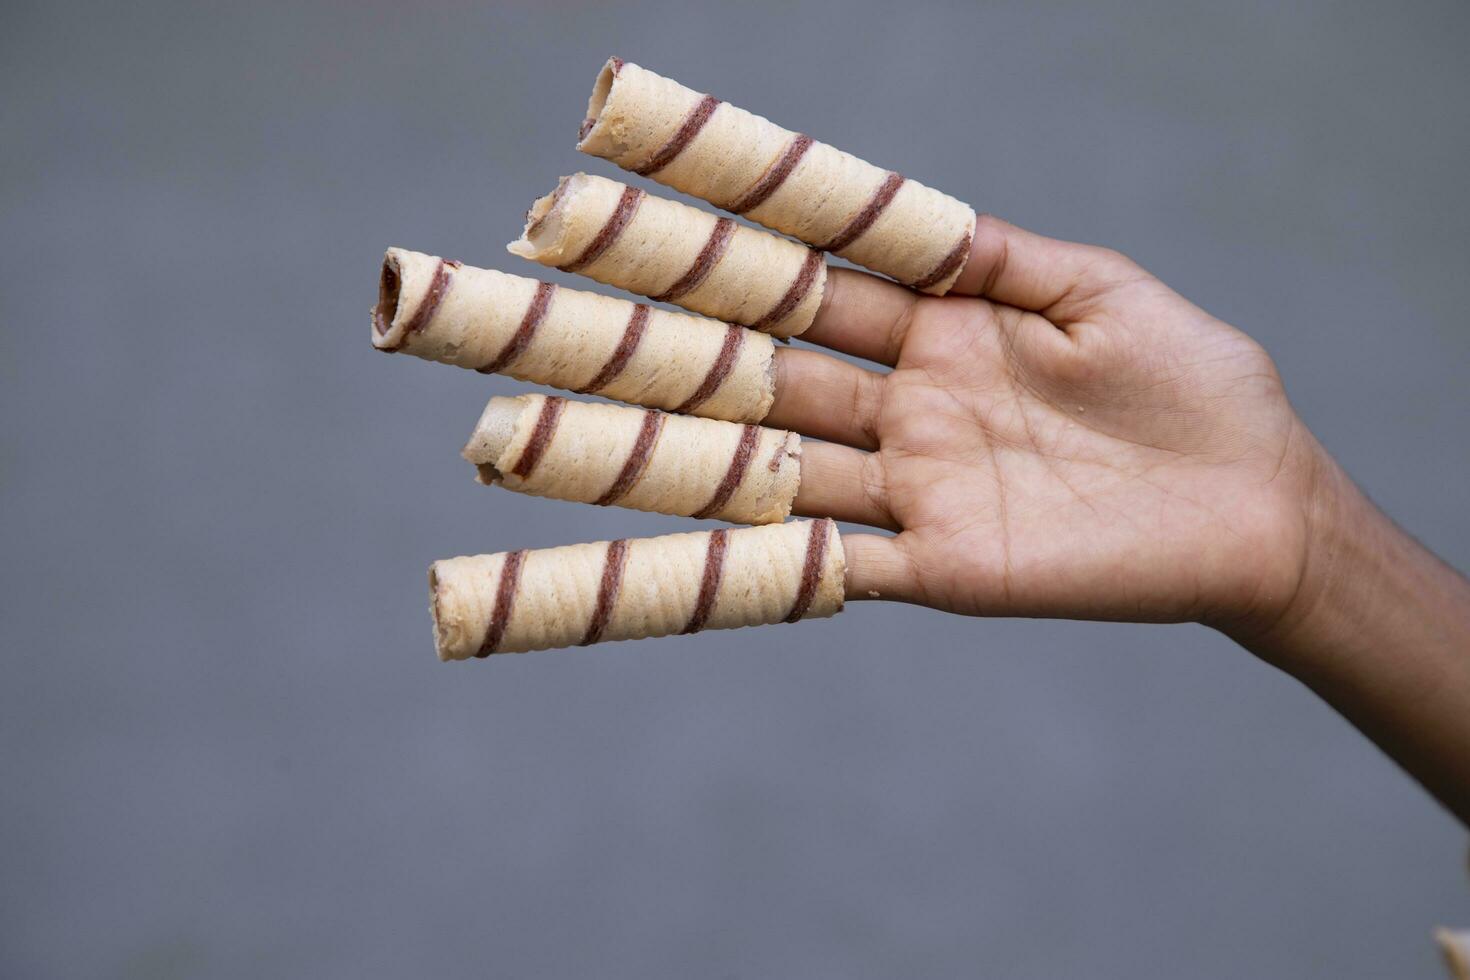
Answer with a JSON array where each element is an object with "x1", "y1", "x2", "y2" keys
[{"x1": 950, "y1": 214, "x2": 1139, "y2": 317}]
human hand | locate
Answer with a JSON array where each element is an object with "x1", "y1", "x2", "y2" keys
[
  {"x1": 777, "y1": 215, "x2": 1324, "y2": 633},
  {"x1": 770, "y1": 215, "x2": 1470, "y2": 824}
]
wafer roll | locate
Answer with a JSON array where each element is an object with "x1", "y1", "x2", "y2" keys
[
  {"x1": 372, "y1": 248, "x2": 775, "y2": 423},
  {"x1": 577, "y1": 58, "x2": 975, "y2": 296},
  {"x1": 507, "y1": 173, "x2": 825, "y2": 339},
  {"x1": 1441, "y1": 929, "x2": 1470, "y2": 980},
  {"x1": 430, "y1": 518, "x2": 844, "y2": 659},
  {"x1": 464, "y1": 394, "x2": 800, "y2": 525}
]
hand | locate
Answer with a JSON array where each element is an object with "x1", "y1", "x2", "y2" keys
[
  {"x1": 778, "y1": 215, "x2": 1323, "y2": 632},
  {"x1": 771, "y1": 214, "x2": 1470, "y2": 824}
]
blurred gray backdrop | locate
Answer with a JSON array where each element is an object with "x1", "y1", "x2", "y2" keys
[{"x1": 3, "y1": 1, "x2": 1468, "y2": 977}]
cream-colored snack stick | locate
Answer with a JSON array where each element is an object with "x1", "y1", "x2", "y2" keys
[
  {"x1": 578, "y1": 58, "x2": 976, "y2": 296},
  {"x1": 372, "y1": 248, "x2": 774, "y2": 423},
  {"x1": 464, "y1": 394, "x2": 799, "y2": 525},
  {"x1": 1441, "y1": 929, "x2": 1470, "y2": 980},
  {"x1": 507, "y1": 174, "x2": 825, "y2": 339},
  {"x1": 430, "y1": 519, "x2": 844, "y2": 659}
]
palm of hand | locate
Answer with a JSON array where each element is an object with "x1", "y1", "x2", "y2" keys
[{"x1": 863, "y1": 268, "x2": 1315, "y2": 626}]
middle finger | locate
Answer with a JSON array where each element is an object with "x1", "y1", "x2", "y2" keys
[{"x1": 765, "y1": 347, "x2": 885, "y2": 451}]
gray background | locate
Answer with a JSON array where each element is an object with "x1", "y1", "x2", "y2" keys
[{"x1": 2, "y1": 0, "x2": 1467, "y2": 976}]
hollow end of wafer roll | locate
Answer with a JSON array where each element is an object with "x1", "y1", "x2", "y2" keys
[
  {"x1": 1441, "y1": 929, "x2": 1470, "y2": 980},
  {"x1": 427, "y1": 564, "x2": 453, "y2": 662},
  {"x1": 372, "y1": 247, "x2": 448, "y2": 351},
  {"x1": 577, "y1": 58, "x2": 621, "y2": 152},
  {"x1": 461, "y1": 397, "x2": 524, "y2": 484},
  {"x1": 372, "y1": 249, "x2": 407, "y2": 347},
  {"x1": 507, "y1": 176, "x2": 578, "y2": 264}
]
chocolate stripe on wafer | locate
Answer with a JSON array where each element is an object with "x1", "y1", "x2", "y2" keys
[
  {"x1": 692, "y1": 423, "x2": 760, "y2": 519},
  {"x1": 750, "y1": 248, "x2": 823, "y2": 333},
  {"x1": 634, "y1": 94, "x2": 721, "y2": 177},
  {"x1": 680, "y1": 529, "x2": 729, "y2": 634},
  {"x1": 509, "y1": 395, "x2": 566, "y2": 479},
  {"x1": 579, "y1": 57, "x2": 629, "y2": 138},
  {"x1": 652, "y1": 217, "x2": 734, "y2": 303},
  {"x1": 478, "y1": 280, "x2": 556, "y2": 375},
  {"x1": 820, "y1": 172, "x2": 906, "y2": 253},
  {"x1": 576, "y1": 303, "x2": 650, "y2": 394},
  {"x1": 674, "y1": 323, "x2": 744, "y2": 415},
  {"x1": 593, "y1": 410, "x2": 665, "y2": 506},
  {"x1": 563, "y1": 185, "x2": 644, "y2": 273},
  {"x1": 404, "y1": 258, "x2": 454, "y2": 336},
  {"x1": 909, "y1": 227, "x2": 973, "y2": 292},
  {"x1": 728, "y1": 134, "x2": 814, "y2": 215},
  {"x1": 475, "y1": 548, "x2": 526, "y2": 657},
  {"x1": 579, "y1": 538, "x2": 630, "y2": 646},
  {"x1": 784, "y1": 518, "x2": 832, "y2": 623}
]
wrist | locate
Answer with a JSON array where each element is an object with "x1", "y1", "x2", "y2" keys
[
  {"x1": 1215, "y1": 437, "x2": 1375, "y2": 673},
  {"x1": 1216, "y1": 437, "x2": 1470, "y2": 824}
]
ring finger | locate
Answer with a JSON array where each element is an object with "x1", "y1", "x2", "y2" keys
[{"x1": 765, "y1": 347, "x2": 884, "y2": 451}]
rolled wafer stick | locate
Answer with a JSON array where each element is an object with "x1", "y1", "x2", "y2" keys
[
  {"x1": 1442, "y1": 928, "x2": 1470, "y2": 980},
  {"x1": 430, "y1": 518, "x2": 844, "y2": 659},
  {"x1": 464, "y1": 394, "x2": 800, "y2": 525},
  {"x1": 577, "y1": 58, "x2": 976, "y2": 296},
  {"x1": 372, "y1": 248, "x2": 775, "y2": 423},
  {"x1": 507, "y1": 173, "x2": 826, "y2": 339}
]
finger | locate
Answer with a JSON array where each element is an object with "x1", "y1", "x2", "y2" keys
[
  {"x1": 766, "y1": 347, "x2": 884, "y2": 451},
  {"x1": 792, "y1": 440, "x2": 897, "y2": 531},
  {"x1": 950, "y1": 213, "x2": 1137, "y2": 315},
  {"x1": 799, "y1": 267, "x2": 920, "y2": 367},
  {"x1": 841, "y1": 532, "x2": 924, "y2": 604}
]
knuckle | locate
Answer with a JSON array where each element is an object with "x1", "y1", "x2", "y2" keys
[
  {"x1": 851, "y1": 371, "x2": 883, "y2": 446},
  {"x1": 883, "y1": 298, "x2": 920, "y2": 364},
  {"x1": 973, "y1": 212, "x2": 1011, "y2": 240},
  {"x1": 1091, "y1": 246, "x2": 1143, "y2": 279},
  {"x1": 857, "y1": 452, "x2": 891, "y2": 515},
  {"x1": 972, "y1": 213, "x2": 1013, "y2": 294}
]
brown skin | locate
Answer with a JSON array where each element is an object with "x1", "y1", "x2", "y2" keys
[
  {"x1": 778, "y1": 215, "x2": 1317, "y2": 630},
  {"x1": 750, "y1": 214, "x2": 1470, "y2": 824}
]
